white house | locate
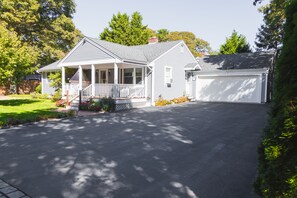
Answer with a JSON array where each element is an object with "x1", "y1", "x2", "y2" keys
[{"x1": 38, "y1": 37, "x2": 275, "y2": 109}]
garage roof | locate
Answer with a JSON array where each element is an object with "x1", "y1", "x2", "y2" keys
[{"x1": 197, "y1": 51, "x2": 275, "y2": 71}]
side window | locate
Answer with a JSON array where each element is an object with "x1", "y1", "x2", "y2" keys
[{"x1": 164, "y1": 66, "x2": 173, "y2": 84}]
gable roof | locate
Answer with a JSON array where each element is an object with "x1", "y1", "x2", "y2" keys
[
  {"x1": 198, "y1": 51, "x2": 275, "y2": 72},
  {"x1": 87, "y1": 37, "x2": 148, "y2": 63},
  {"x1": 37, "y1": 61, "x2": 60, "y2": 73},
  {"x1": 130, "y1": 40, "x2": 182, "y2": 62}
]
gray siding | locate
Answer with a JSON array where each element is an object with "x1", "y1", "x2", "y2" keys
[
  {"x1": 64, "y1": 41, "x2": 113, "y2": 63},
  {"x1": 153, "y1": 43, "x2": 195, "y2": 101},
  {"x1": 42, "y1": 72, "x2": 56, "y2": 95}
]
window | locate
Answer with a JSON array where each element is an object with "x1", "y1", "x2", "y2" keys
[
  {"x1": 135, "y1": 68, "x2": 143, "y2": 84},
  {"x1": 124, "y1": 68, "x2": 133, "y2": 84},
  {"x1": 164, "y1": 66, "x2": 173, "y2": 84}
]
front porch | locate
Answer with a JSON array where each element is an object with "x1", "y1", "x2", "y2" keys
[{"x1": 62, "y1": 62, "x2": 148, "y2": 101}]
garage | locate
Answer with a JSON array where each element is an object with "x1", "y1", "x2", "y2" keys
[
  {"x1": 196, "y1": 71, "x2": 267, "y2": 103},
  {"x1": 195, "y1": 52, "x2": 274, "y2": 104}
]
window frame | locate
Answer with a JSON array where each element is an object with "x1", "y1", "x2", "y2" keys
[{"x1": 164, "y1": 66, "x2": 173, "y2": 85}]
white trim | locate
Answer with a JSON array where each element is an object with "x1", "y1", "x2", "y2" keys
[
  {"x1": 144, "y1": 66, "x2": 148, "y2": 98},
  {"x1": 58, "y1": 38, "x2": 86, "y2": 67},
  {"x1": 151, "y1": 42, "x2": 182, "y2": 64},
  {"x1": 265, "y1": 73, "x2": 268, "y2": 103},
  {"x1": 78, "y1": 65, "x2": 83, "y2": 90},
  {"x1": 181, "y1": 41, "x2": 201, "y2": 69},
  {"x1": 151, "y1": 63, "x2": 155, "y2": 106},
  {"x1": 91, "y1": 64, "x2": 95, "y2": 96},
  {"x1": 164, "y1": 66, "x2": 173, "y2": 84},
  {"x1": 62, "y1": 66, "x2": 65, "y2": 96},
  {"x1": 59, "y1": 58, "x2": 121, "y2": 67},
  {"x1": 114, "y1": 63, "x2": 118, "y2": 84},
  {"x1": 197, "y1": 68, "x2": 269, "y2": 77}
]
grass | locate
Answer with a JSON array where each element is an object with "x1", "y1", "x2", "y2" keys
[{"x1": 0, "y1": 94, "x2": 72, "y2": 128}]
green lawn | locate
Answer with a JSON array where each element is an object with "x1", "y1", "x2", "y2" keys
[{"x1": 0, "y1": 95, "x2": 70, "y2": 128}]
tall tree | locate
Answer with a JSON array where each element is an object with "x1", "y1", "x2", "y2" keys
[
  {"x1": 0, "y1": 0, "x2": 82, "y2": 66},
  {"x1": 219, "y1": 30, "x2": 251, "y2": 54},
  {"x1": 157, "y1": 29, "x2": 169, "y2": 42},
  {"x1": 255, "y1": 0, "x2": 297, "y2": 196},
  {"x1": 0, "y1": 23, "x2": 38, "y2": 93},
  {"x1": 255, "y1": 0, "x2": 288, "y2": 51},
  {"x1": 100, "y1": 12, "x2": 150, "y2": 46},
  {"x1": 168, "y1": 31, "x2": 202, "y2": 57}
]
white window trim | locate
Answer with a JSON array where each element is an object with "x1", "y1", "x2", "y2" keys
[{"x1": 164, "y1": 66, "x2": 173, "y2": 85}]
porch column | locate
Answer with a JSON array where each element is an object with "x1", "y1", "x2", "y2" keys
[
  {"x1": 113, "y1": 63, "x2": 118, "y2": 98},
  {"x1": 114, "y1": 63, "x2": 118, "y2": 84},
  {"x1": 145, "y1": 66, "x2": 148, "y2": 98},
  {"x1": 62, "y1": 66, "x2": 65, "y2": 96},
  {"x1": 79, "y1": 65, "x2": 83, "y2": 90},
  {"x1": 91, "y1": 64, "x2": 95, "y2": 96}
]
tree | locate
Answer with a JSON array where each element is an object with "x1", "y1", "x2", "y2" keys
[
  {"x1": 255, "y1": 0, "x2": 288, "y2": 51},
  {"x1": 255, "y1": 0, "x2": 297, "y2": 196},
  {"x1": 0, "y1": 0, "x2": 82, "y2": 66},
  {"x1": 196, "y1": 38, "x2": 212, "y2": 55},
  {"x1": 0, "y1": 23, "x2": 38, "y2": 93},
  {"x1": 219, "y1": 30, "x2": 251, "y2": 54},
  {"x1": 157, "y1": 29, "x2": 169, "y2": 42},
  {"x1": 168, "y1": 32, "x2": 210, "y2": 57},
  {"x1": 100, "y1": 12, "x2": 150, "y2": 46}
]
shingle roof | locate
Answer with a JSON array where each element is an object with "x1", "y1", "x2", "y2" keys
[
  {"x1": 88, "y1": 37, "x2": 182, "y2": 63},
  {"x1": 184, "y1": 63, "x2": 200, "y2": 70},
  {"x1": 198, "y1": 51, "x2": 275, "y2": 72},
  {"x1": 37, "y1": 61, "x2": 60, "y2": 72},
  {"x1": 87, "y1": 37, "x2": 148, "y2": 63},
  {"x1": 130, "y1": 40, "x2": 182, "y2": 62}
]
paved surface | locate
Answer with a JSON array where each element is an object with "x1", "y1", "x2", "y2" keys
[{"x1": 0, "y1": 102, "x2": 268, "y2": 198}]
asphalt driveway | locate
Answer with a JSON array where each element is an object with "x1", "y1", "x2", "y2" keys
[{"x1": 0, "y1": 102, "x2": 268, "y2": 198}]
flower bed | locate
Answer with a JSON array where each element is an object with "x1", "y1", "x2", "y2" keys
[
  {"x1": 79, "y1": 97, "x2": 115, "y2": 112},
  {"x1": 155, "y1": 96, "x2": 189, "y2": 107}
]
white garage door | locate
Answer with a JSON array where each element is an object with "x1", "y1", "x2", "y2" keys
[{"x1": 196, "y1": 75, "x2": 262, "y2": 103}]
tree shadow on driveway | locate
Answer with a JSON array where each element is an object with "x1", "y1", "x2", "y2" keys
[{"x1": 0, "y1": 102, "x2": 268, "y2": 198}]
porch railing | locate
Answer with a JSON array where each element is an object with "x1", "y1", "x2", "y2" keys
[
  {"x1": 95, "y1": 84, "x2": 145, "y2": 98},
  {"x1": 66, "y1": 83, "x2": 145, "y2": 99}
]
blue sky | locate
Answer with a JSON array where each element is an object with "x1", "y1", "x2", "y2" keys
[{"x1": 73, "y1": 0, "x2": 265, "y2": 51}]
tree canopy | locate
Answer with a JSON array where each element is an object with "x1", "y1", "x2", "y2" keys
[
  {"x1": 0, "y1": 23, "x2": 38, "y2": 92},
  {"x1": 100, "y1": 12, "x2": 150, "y2": 46},
  {"x1": 255, "y1": 0, "x2": 288, "y2": 51},
  {"x1": 219, "y1": 30, "x2": 251, "y2": 54},
  {"x1": 255, "y1": 0, "x2": 297, "y2": 196},
  {"x1": 167, "y1": 31, "x2": 212, "y2": 57},
  {"x1": 0, "y1": 0, "x2": 82, "y2": 66}
]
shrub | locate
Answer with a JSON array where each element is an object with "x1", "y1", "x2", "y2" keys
[
  {"x1": 56, "y1": 99, "x2": 66, "y2": 107},
  {"x1": 172, "y1": 96, "x2": 189, "y2": 104},
  {"x1": 30, "y1": 92, "x2": 49, "y2": 99},
  {"x1": 98, "y1": 97, "x2": 115, "y2": 112},
  {"x1": 79, "y1": 101, "x2": 91, "y2": 111},
  {"x1": 78, "y1": 97, "x2": 115, "y2": 112},
  {"x1": 52, "y1": 89, "x2": 62, "y2": 102},
  {"x1": 35, "y1": 84, "x2": 42, "y2": 94},
  {"x1": 155, "y1": 97, "x2": 172, "y2": 106},
  {"x1": 89, "y1": 101, "x2": 101, "y2": 111}
]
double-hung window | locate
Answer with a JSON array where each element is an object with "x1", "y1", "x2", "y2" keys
[{"x1": 164, "y1": 66, "x2": 173, "y2": 84}]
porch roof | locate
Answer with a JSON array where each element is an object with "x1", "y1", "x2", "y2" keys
[{"x1": 37, "y1": 61, "x2": 60, "y2": 73}]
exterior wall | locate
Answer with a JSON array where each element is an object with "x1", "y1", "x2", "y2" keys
[
  {"x1": 42, "y1": 72, "x2": 56, "y2": 95},
  {"x1": 63, "y1": 41, "x2": 113, "y2": 63},
  {"x1": 153, "y1": 43, "x2": 195, "y2": 101},
  {"x1": 195, "y1": 69, "x2": 269, "y2": 104}
]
